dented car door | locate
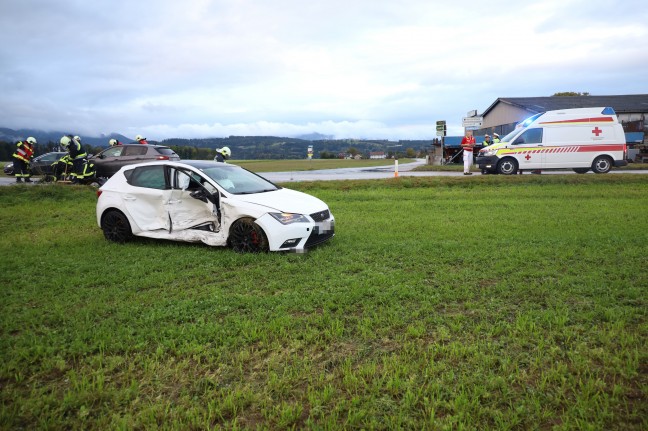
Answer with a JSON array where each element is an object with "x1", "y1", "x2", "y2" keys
[{"x1": 165, "y1": 168, "x2": 221, "y2": 233}]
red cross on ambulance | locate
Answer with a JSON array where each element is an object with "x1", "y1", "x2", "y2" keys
[{"x1": 592, "y1": 127, "x2": 603, "y2": 136}]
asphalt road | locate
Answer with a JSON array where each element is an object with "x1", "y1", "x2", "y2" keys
[
  {"x1": 2, "y1": 159, "x2": 647, "y2": 186},
  {"x1": 257, "y1": 160, "x2": 648, "y2": 182}
]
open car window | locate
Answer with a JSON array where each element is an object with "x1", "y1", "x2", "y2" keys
[{"x1": 171, "y1": 168, "x2": 218, "y2": 195}]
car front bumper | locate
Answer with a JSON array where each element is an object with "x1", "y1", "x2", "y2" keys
[
  {"x1": 476, "y1": 156, "x2": 499, "y2": 172},
  {"x1": 255, "y1": 213, "x2": 335, "y2": 252}
]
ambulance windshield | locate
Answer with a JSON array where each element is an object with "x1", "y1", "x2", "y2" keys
[
  {"x1": 501, "y1": 112, "x2": 543, "y2": 142},
  {"x1": 501, "y1": 130, "x2": 519, "y2": 143}
]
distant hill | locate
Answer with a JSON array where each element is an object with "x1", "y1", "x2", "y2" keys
[
  {"x1": 0, "y1": 128, "x2": 130, "y2": 147},
  {"x1": 296, "y1": 132, "x2": 335, "y2": 141},
  {"x1": 160, "y1": 136, "x2": 432, "y2": 159},
  {"x1": 0, "y1": 127, "x2": 434, "y2": 159}
]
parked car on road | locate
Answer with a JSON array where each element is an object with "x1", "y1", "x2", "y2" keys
[
  {"x1": 96, "y1": 160, "x2": 335, "y2": 252},
  {"x1": 3, "y1": 151, "x2": 68, "y2": 176},
  {"x1": 89, "y1": 144, "x2": 180, "y2": 178}
]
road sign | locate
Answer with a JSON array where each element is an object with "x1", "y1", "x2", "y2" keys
[
  {"x1": 436, "y1": 120, "x2": 447, "y2": 136},
  {"x1": 462, "y1": 116, "x2": 483, "y2": 128}
]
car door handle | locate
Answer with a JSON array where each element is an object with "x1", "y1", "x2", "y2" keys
[
  {"x1": 168, "y1": 199, "x2": 182, "y2": 204},
  {"x1": 124, "y1": 196, "x2": 136, "y2": 201}
]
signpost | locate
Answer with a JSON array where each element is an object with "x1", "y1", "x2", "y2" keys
[
  {"x1": 462, "y1": 116, "x2": 483, "y2": 130},
  {"x1": 436, "y1": 120, "x2": 447, "y2": 137}
]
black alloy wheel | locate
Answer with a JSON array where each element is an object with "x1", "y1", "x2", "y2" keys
[
  {"x1": 229, "y1": 218, "x2": 269, "y2": 253},
  {"x1": 101, "y1": 210, "x2": 133, "y2": 243}
]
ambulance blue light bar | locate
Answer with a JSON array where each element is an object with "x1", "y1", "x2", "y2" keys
[{"x1": 602, "y1": 107, "x2": 616, "y2": 115}]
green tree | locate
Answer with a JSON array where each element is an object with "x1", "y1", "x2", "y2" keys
[{"x1": 552, "y1": 92, "x2": 590, "y2": 96}]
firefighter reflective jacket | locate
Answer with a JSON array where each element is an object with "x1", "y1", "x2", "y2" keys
[{"x1": 12, "y1": 141, "x2": 34, "y2": 163}]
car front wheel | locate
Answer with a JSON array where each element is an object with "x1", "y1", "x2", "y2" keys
[
  {"x1": 229, "y1": 218, "x2": 269, "y2": 253},
  {"x1": 101, "y1": 210, "x2": 133, "y2": 243}
]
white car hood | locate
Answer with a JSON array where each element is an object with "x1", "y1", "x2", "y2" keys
[{"x1": 234, "y1": 188, "x2": 327, "y2": 214}]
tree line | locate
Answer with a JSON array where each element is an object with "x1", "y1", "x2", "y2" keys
[{"x1": 1, "y1": 137, "x2": 432, "y2": 162}]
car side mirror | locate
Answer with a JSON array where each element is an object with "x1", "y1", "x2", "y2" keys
[{"x1": 190, "y1": 189, "x2": 209, "y2": 203}]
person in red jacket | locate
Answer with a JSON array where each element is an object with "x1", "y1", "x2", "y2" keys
[
  {"x1": 12, "y1": 137, "x2": 36, "y2": 182},
  {"x1": 460, "y1": 130, "x2": 475, "y2": 175}
]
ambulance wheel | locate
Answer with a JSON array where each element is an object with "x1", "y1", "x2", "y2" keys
[
  {"x1": 592, "y1": 156, "x2": 612, "y2": 174},
  {"x1": 101, "y1": 210, "x2": 133, "y2": 243},
  {"x1": 497, "y1": 158, "x2": 518, "y2": 175},
  {"x1": 573, "y1": 168, "x2": 589, "y2": 174}
]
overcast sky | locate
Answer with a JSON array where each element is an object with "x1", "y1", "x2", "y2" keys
[{"x1": 1, "y1": 0, "x2": 647, "y2": 141}]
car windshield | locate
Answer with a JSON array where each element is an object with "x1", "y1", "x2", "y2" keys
[{"x1": 199, "y1": 164, "x2": 279, "y2": 195}]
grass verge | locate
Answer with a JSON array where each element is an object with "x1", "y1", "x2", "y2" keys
[{"x1": 1, "y1": 175, "x2": 646, "y2": 430}]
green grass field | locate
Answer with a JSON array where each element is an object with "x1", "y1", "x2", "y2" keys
[
  {"x1": 1, "y1": 175, "x2": 647, "y2": 430},
  {"x1": 231, "y1": 158, "x2": 413, "y2": 172}
]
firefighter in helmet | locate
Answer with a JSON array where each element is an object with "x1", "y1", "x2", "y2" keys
[
  {"x1": 12, "y1": 137, "x2": 36, "y2": 183},
  {"x1": 214, "y1": 147, "x2": 231, "y2": 162},
  {"x1": 60, "y1": 135, "x2": 88, "y2": 184}
]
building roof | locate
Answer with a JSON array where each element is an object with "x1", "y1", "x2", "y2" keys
[{"x1": 482, "y1": 94, "x2": 648, "y2": 117}]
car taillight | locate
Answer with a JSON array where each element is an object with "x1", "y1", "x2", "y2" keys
[
  {"x1": 156, "y1": 155, "x2": 170, "y2": 160},
  {"x1": 96, "y1": 190, "x2": 102, "y2": 198}
]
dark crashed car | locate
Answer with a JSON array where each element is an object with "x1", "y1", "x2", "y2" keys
[
  {"x1": 4, "y1": 151, "x2": 68, "y2": 176},
  {"x1": 89, "y1": 144, "x2": 180, "y2": 178}
]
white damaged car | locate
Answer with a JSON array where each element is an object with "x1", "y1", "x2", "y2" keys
[{"x1": 96, "y1": 160, "x2": 335, "y2": 252}]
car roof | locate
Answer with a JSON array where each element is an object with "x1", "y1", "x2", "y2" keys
[
  {"x1": 37, "y1": 151, "x2": 67, "y2": 156},
  {"x1": 117, "y1": 160, "x2": 240, "y2": 171},
  {"x1": 179, "y1": 160, "x2": 240, "y2": 169},
  {"x1": 115, "y1": 144, "x2": 171, "y2": 148}
]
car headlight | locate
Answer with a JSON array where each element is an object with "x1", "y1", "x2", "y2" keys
[
  {"x1": 480, "y1": 149, "x2": 498, "y2": 157},
  {"x1": 269, "y1": 212, "x2": 310, "y2": 224}
]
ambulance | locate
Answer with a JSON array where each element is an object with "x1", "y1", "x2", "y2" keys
[{"x1": 476, "y1": 107, "x2": 628, "y2": 174}]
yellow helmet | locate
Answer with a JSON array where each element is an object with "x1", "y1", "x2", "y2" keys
[{"x1": 26, "y1": 136, "x2": 37, "y2": 144}]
